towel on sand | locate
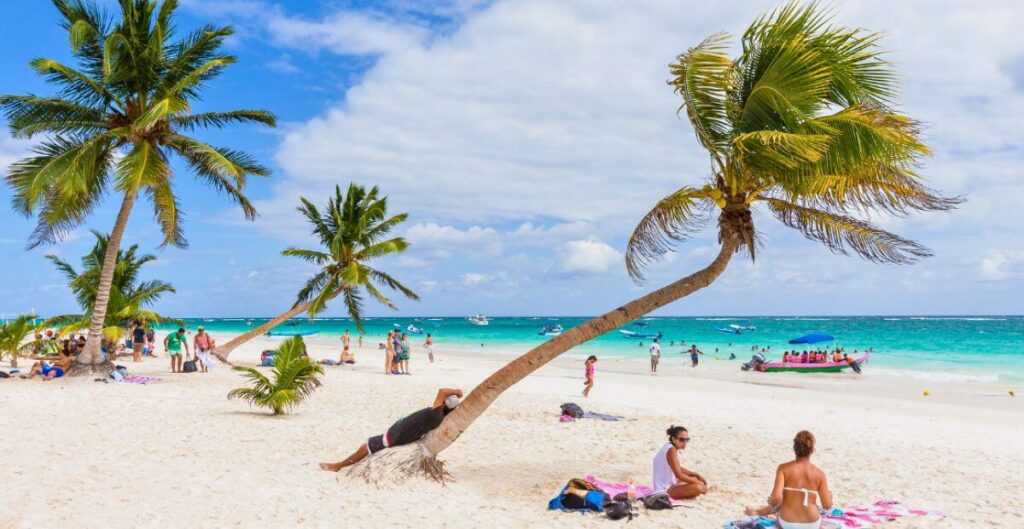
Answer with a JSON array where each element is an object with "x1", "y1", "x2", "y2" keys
[
  {"x1": 724, "y1": 501, "x2": 948, "y2": 529},
  {"x1": 585, "y1": 476, "x2": 655, "y2": 499}
]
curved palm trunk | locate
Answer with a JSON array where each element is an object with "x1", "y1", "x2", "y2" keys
[
  {"x1": 79, "y1": 191, "x2": 137, "y2": 366},
  {"x1": 213, "y1": 301, "x2": 313, "y2": 362},
  {"x1": 418, "y1": 239, "x2": 737, "y2": 465}
]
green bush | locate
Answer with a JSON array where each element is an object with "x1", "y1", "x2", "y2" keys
[{"x1": 227, "y1": 337, "x2": 324, "y2": 415}]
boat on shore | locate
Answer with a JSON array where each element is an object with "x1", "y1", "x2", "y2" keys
[{"x1": 760, "y1": 353, "x2": 870, "y2": 373}]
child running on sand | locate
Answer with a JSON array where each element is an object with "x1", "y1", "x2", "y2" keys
[{"x1": 583, "y1": 355, "x2": 597, "y2": 397}]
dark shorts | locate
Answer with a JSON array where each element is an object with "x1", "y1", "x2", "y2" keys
[{"x1": 367, "y1": 433, "x2": 391, "y2": 454}]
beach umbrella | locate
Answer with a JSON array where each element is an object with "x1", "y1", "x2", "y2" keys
[{"x1": 788, "y1": 333, "x2": 834, "y2": 345}]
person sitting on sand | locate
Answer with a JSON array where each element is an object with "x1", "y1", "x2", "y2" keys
[
  {"x1": 319, "y1": 387, "x2": 464, "y2": 472},
  {"x1": 21, "y1": 349, "x2": 74, "y2": 380},
  {"x1": 340, "y1": 345, "x2": 355, "y2": 364},
  {"x1": 744, "y1": 430, "x2": 832, "y2": 529},
  {"x1": 653, "y1": 425, "x2": 708, "y2": 500}
]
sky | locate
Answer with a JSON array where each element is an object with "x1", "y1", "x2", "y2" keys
[{"x1": 1, "y1": 0, "x2": 1023, "y2": 318}]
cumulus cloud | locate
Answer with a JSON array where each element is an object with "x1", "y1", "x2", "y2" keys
[
  {"x1": 267, "y1": 12, "x2": 429, "y2": 56},
  {"x1": 559, "y1": 238, "x2": 621, "y2": 274},
  {"x1": 461, "y1": 272, "x2": 490, "y2": 286},
  {"x1": 978, "y1": 251, "x2": 1024, "y2": 281}
]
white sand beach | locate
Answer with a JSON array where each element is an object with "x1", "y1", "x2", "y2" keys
[{"x1": 1, "y1": 334, "x2": 1021, "y2": 529}]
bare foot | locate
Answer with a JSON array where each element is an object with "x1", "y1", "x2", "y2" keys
[{"x1": 319, "y1": 462, "x2": 343, "y2": 472}]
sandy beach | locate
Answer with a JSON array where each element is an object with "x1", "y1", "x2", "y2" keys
[{"x1": 2, "y1": 334, "x2": 1021, "y2": 529}]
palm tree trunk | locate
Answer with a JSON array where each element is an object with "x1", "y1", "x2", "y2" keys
[
  {"x1": 349, "y1": 239, "x2": 737, "y2": 481},
  {"x1": 79, "y1": 191, "x2": 137, "y2": 366},
  {"x1": 213, "y1": 302, "x2": 314, "y2": 362}
]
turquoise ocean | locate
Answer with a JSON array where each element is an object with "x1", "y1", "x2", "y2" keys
[{"x1": 159, "y1": 316, "x2": 1024, "y2": 384}]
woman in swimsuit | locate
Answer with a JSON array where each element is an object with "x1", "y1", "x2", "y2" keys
[{"x1": 744, "y1": 430, "x2": 833, "y2": 529}]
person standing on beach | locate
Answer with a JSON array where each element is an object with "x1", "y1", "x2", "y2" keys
[
  {"x1": 358, "y1": 334, "x2": 363, "y2": 348},
  {"x1": 650, "y1": 338, "x2": 661, "y2": 374},
  {"x1": 131, "y1": 320, "x2": 146, "y2": 362},
  {"x1": 583, "y1": 355, "x2": 597, "y2": 397},
  {"x1": 146, "y1": 326, "x2": 157, "y2": 357},
  {"x1": 383, "y1": 331, "x2": 395, "y2": 374},
  {"x1": 424, "y1": 334, "x2": 435, "y2": 363},
  {"x1": 341, "y1": 330, "x2": 351, "y2": 354},
  {"x1": 399, "y1": 333, "x2": 411, "y2": 374},
  {"x1": 164, "y1": 328, "x2": 189, "y2": 373},
  {"x1": 193, "y1": 326, "x2": 215, "y2": 372},
  {"x1": 689, "y1": 345, "x2": 705, "y2": 367}
]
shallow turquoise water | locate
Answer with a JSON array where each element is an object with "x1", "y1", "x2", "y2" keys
[{"x1": 158, "y1": 316, "x2": 1024, "y2": 383}]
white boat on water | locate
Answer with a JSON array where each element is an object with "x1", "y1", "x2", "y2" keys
[
  {"x1": 538, "y1": 324, "x2": 563, "y2": 336},
  {"x1": 468, "y1": 314, "x2": 489, "y2": 326}
]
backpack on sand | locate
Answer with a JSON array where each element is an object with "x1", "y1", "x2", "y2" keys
[
  {"x1": 183, "y1": 359, "x2": 197, "y2": 373},
  {"x1": 560, "y1": 402, "x2": 584, "y2": 419},
  {"x1": 642, "y1": 491, "x2": 674, "y2": 510}
]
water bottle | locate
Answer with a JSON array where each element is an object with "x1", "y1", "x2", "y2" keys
[{"x1": 626, "y1": 480, "x2": 637, "y2": 503}]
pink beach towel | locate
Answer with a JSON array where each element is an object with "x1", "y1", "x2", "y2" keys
[
  {"x1": 123, "y1": 376, "x2": 160, "y2": 385},
  {"x1": 727, "y1": 501, "x2": 947, "y2": 529},
  {"x1": 585, "y1": 476, "x2": 657, "y2": 499}
]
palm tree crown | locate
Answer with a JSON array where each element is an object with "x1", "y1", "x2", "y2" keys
[
  {"x1": 45, "y1": 230, "x2": 176, "y2": 339},
  {"x1": 285, "y1": 183, "x2": 419, "y2": 328},
  {"x1": 625, "y1": 1, "x2": 961, "y2": 280},
  {"x1": 0, "y1": 0, "x2": 276, "y2": 248}
]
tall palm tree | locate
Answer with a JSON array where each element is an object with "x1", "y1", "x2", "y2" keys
[
  {"x1": 353, "y1": 2, "x2": 962, "y2": 481},
  {"x1": 0, "y1": 314, "x2": 49, "y2": 368},
  {"x1": 0, "y1": 0, "x2": 276, "y2": 367},
  {"x1": 215, "y1": 184, "x2": 418, "y2": 360},
  {"x1": 44, "y1": 230, "x2": 177, "y2": 350}
]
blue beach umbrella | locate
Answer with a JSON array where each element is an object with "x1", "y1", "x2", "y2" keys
[{"x1": 788, "y1": 333, "x2": 834, "y2": 345}]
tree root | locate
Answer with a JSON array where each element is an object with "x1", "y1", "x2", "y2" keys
[
  {"x1": 343, "y1": 443, "x2": 452, "y2": 487},
  {"x1": 66, "y1": 360, "x2": 116, "y2": 377}
]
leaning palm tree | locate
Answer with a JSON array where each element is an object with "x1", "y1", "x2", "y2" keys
[
  {"x1": 0, "y1": 0, "x2": 275, "y2": 368},
  {"x1": 44, "y1": 230, "x2": 177, "y2": 352},
  {"x1": 346, "y1": 2, "x2": 961, "y2": 482},
  {"x1": 215, "y1": 183, "x2": 418, "y2": 360},
  {"x1": 0, "y1": 314, "x2": 49, "y2": 368}
]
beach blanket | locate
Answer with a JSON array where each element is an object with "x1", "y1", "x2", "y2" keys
[
  {"x1": 122, "y1": 376, "x2": 161, "y2": 385},
  {"x1": 724, "y1": 501, "x2": 948, "y2": 529},
  {"x1": 581, "y1": 411, "x2": 624, "y2": 421},
  {"x1": 584, "y1": 476, "x2": 656, "y2": 499}
]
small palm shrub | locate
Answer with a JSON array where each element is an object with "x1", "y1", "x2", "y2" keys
[{"x1": 228, "y1": 337, "x2": 324, "y2": 415}]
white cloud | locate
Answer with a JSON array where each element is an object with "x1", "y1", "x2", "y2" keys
[
  {"x1": 559, "y1": 238, "x2": 621, "y2": 274},
  {"x1": 267, "y1": 11, "x2": 429, "y2": 56},
  {"x1": 978, "y1": 251, "x2": 1024, "y2": 281},
  {"x1": 461, "y1": 272, "x2": 490, "y2": 286},
  {"x1": 0, "y1": 129, "x2": 33, "y2": 176}
]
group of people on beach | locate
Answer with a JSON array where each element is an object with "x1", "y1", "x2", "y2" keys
[{"x1": 368, "y1": 329, "x2": 435, "y2": 375}]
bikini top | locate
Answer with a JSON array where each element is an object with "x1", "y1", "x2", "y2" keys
[{"x1": 783, "y1": 487, "x2": 819, "y2": 507}]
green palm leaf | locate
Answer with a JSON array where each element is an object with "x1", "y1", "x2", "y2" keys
[{"x1": 228, "y1": 337, "x2": 324, "y2": 415}]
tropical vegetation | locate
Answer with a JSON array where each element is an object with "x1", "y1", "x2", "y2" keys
[
  {"x1": 0, "y1": 0, "x2": 276, "y2": 367},
  {"x1": 43, "y1": 230, "x2": 177, "y2": 354},
  {"x1": 0, "y1": 315, "x2": 51, "y2": 368},
  {"x1": 365, "y1": 2, "x2": 961, "y2": 481},
  {"x1": 227, "y1": 337, "x2": 324, "y2": 415},
  {"x1": 215, "y1": 184, "x2": 418, "y2": 360}
]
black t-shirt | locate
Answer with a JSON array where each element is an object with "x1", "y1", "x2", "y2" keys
[
  {"x1": 132, "y1": 327, "x2": 147, "y2": 343},
  {"x1": 386, "y1": 406, "x2": 445, "y2": 446}
]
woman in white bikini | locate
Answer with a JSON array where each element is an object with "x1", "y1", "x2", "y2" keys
[{"x1": 744, "y1": 430, "x2": 833, "y2": 529}]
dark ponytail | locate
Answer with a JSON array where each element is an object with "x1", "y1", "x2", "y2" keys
[{"x1": 666, "y1": 425, "x2": 687, "y2": 439}]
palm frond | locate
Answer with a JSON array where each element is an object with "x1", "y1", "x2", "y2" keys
[
  {"x1": 669, "y1": 31, "x2": 734, "y2": 161},
  {"x1": 763, "y1": 197, "x2": 931, "y2": 264},
  {"x1": 626, "y1": 186, "x2": 715, "y2": 281}
]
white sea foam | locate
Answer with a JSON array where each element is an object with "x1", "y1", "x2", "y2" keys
[
  {"x1": 696, "y1": 318, "x2": 732, "y2": 321},
  {"x1": 873, "y1": 368, "x2": 1000, "y2": 383}
]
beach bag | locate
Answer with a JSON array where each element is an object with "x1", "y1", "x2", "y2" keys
[
  {"x1": 548, "y1": 479, "x2": 608, "y2": 512},
  {"x1": 183, "y1": 359, "x2": 197, "y2": 373},
  {"x1": 603, "y1": 500, "x2": 634, "y2": 521},
  {"x1": 560, "y1": 402, "x2": 584, "y2": 419},
  {"x1": 642, "y1": 491, "x2": 673, "y2": 510}
]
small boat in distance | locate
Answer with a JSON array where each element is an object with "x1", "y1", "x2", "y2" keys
[
  {"x1": 620, "y1": 329, "x2": 663, "y2": 339},
  {"x1": 633, "y1": 321, "x2": 649, "y2": 327},
  {"x1": 407, "y1": 324, "x2": 425, "y2": 335},
  {"x1": 716, "y1": 326, "x2": 742, "y2": 334},
  {"x1": 468, "y1": 314, "x2": 489, "y2": 326},
  {"x1": 538, "y1": 323, "x2": 563, "y2": 336}
]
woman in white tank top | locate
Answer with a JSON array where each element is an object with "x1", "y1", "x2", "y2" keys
[{"x1": 652, "y1": 426, "x2": 708, "y2": 499}]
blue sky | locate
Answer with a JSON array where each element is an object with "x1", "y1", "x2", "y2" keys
[{"x1": 2, "y1": 0, "x2": 1023, "y2": 318}]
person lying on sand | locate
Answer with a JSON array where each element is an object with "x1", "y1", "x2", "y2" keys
[
  {"x1": 20, "y1": 349, "x2": 74, "y2": 380},
  {"x1": 319, "y1": 387, "x2": 463, "y2": 472},
  {"x1": 653, "y1": 425, "x2": 708, "y2": 499},
  {"x1": 743, "y1": 430, "x2": 833, "y2": 529}
]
